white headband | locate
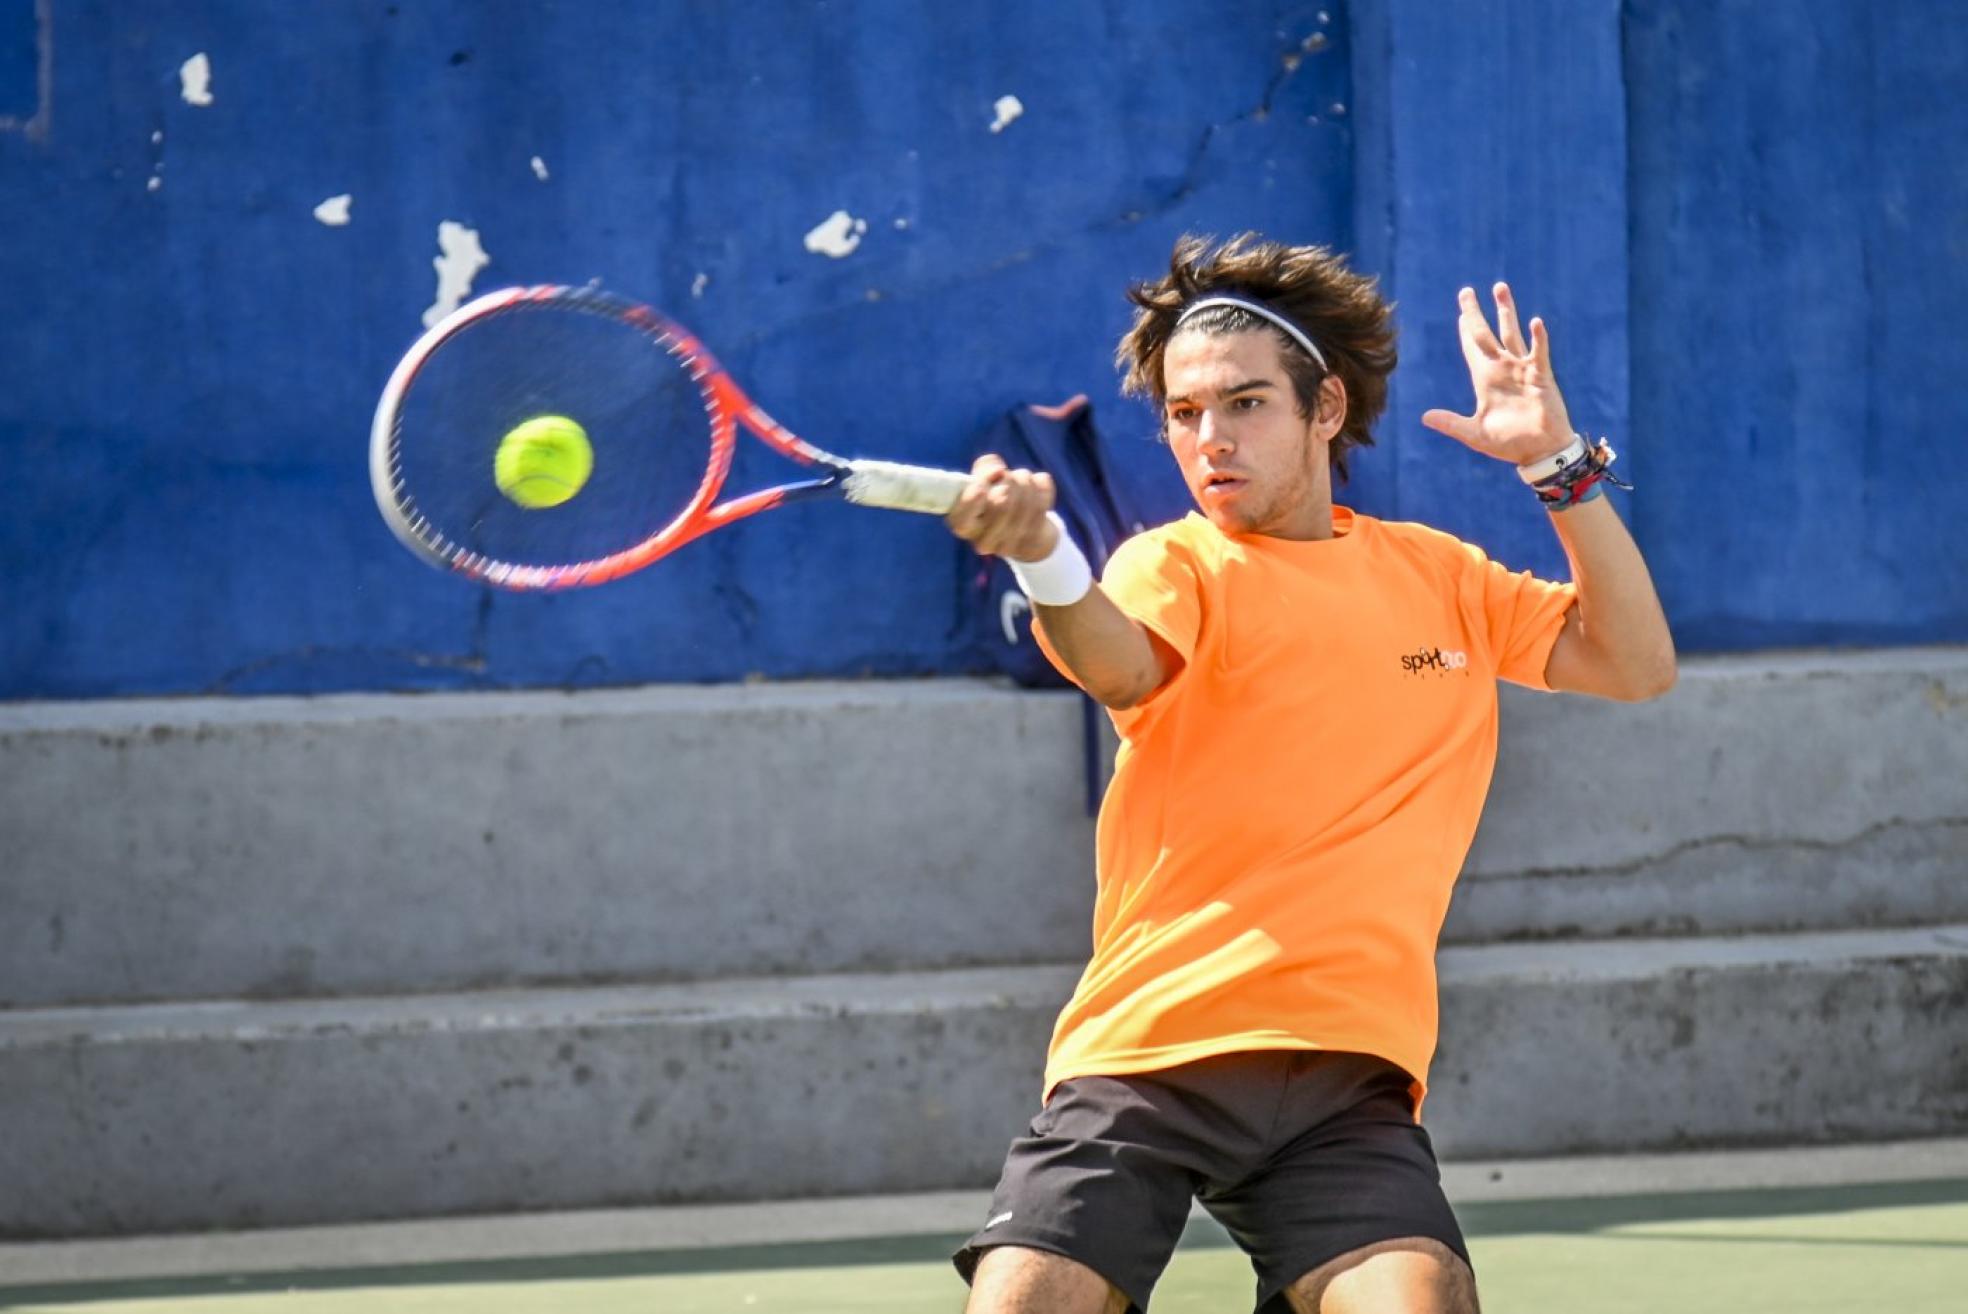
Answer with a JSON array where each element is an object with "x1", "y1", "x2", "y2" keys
[{"x1": 1176, "y1": 294, "x2": 1328, "y2": 370}]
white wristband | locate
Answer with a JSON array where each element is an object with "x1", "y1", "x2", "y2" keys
[
  {"x1": 1516, "y1": 434, "x2": 1589, "y2": 484},
  {"x1": 1007, "y1": 512, "x2": 1094, "y2": 606}
]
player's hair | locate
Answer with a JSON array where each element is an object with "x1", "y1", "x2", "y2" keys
[{"x1": 1116, "y1": 233, "x2": 1397, "y2": 482}]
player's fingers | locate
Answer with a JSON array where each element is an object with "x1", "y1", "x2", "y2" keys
[
  {"x1": 968, "y1": 480, "x2": 1017, "y2": 556},
  {"x1": 1031, "y1": 470, "x2": 1057, "y2": 514},
  {"x1": 997, "y1": 469, "x2": 1046, "y2": 523},
  {"x1": 1019, "y1": 474, "x2": 1061, "y2": 558},
  {"x1": 945, "y1": 495, "x2": 986, "y2": 540},
  {"x1": 1008, "y1": 472, "x2": 1055, "y2": 550},
  {"x1": 1003, "y1": 467, "x2": 1047, "y2": 510},
  {"x1": 948, "y1": 454, "x2": 1011, "y2": 532},
  {"x1": 998, "y1": 473, "x2": 1052, "y2": 556},
  {"x1": 954, "y1": 466, "x2": 1054, "y2": 558},
  {"x1": 960, "y1": 494, "x2": 997, "y2": 548},
  {"x1": 957, "y1": 470, "x2": 996, "y2": 509},
  {"x1": 1530, "y1": 316, "x2": 1553, "y2": 370},
  {"x1": 1457, "y1": 286, "x2": 1503, "y2": 359},
  {"x1": 1420, "y1": 408, "x2": 1482, "y2": 449},
  {"x1": 945, "y1": 470, "x2": 997, "y2": 537},
  {"x1": 976, "y1": 508, "x2": 1021, "y2": 559},
  {"x1": 1493, "y1": 282, "x2": 1527, "y2": 355}
]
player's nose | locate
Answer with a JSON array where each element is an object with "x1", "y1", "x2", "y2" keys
[{"x1": 1198, "y1": 409, "x2": 1233, "y2": 454}]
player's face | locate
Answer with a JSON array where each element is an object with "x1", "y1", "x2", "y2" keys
[{"x1": 1162, "y1": 328, "x2": 1336, "y2": 539}]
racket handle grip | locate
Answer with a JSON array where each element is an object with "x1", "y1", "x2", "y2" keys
[{"x1": 840, "y1": 460, "x2": 971, "y2": 515}]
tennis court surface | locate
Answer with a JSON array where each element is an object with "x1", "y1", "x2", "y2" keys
[{"x1": 4, "y1": 1143, "x2": 1963, "y2": 1313}]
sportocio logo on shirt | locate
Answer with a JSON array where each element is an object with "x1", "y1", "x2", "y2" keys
[{"x1": 1400, "y1": 645, "x2": 1470, "y2": 677}]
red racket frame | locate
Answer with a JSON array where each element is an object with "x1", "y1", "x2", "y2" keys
[{"x1": 370, "y1": 284, "x2": 928, "y2": 591}]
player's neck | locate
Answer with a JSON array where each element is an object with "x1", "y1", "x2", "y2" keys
[
  {"x1": 1253, "y1": 463, "x2": 1336, "y2": 540},
  {"x1": 1258, "y1": 501, "x2": 1334, "y2": 541}
]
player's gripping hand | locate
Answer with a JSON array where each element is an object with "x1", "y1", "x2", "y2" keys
[{"x1": 945, "y1": 454, "x2": 1061, "y2": 562}]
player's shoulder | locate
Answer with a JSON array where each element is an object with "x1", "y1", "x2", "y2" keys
[
  {"x1": 1110, "y1": 512, "x2": 1223, "y2": 570},
  {"x1": 1365, "y1": 514, "x2": 1491, "y2": 569}
]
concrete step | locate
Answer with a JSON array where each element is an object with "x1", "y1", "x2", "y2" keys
[
  {"x1": 0, "y1": 965, "x2": 1073, "y2": 1239},
  {"x1": 0, "y1": 682, "x2": 1098, "y2": 1009},
  {"x1": 1429, "y1": 923, "x2": 1968, "y2": 1155},
  {"x1": 5, "y1": 649, "x2": 1965, "y2": 1009},
  {"x1": 4, "y1": 924, "x2": 1963, "y2": 1239}
]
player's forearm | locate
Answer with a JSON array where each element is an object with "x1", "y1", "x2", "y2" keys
[
  {"x1": 1548, "y1": 497, "x2": 1677, "y2": 699},
  {"x1": 1035, "y1": 587, "x2": 1171, "y2": 710}
]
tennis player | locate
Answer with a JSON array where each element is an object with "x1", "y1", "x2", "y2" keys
[{"x1": 944, "y1": 233, "x2": 1675, "y2": 1314}]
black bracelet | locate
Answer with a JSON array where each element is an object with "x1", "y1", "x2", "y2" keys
[{"x1": 1532, "y1": 438, "x2": 1631, "y2": 510}]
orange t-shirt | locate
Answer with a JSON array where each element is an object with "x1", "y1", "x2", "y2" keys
[{"x1": 1034, "y1": 506, "x2": 1576, "y2": 1108}]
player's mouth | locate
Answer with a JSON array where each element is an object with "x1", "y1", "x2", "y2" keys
[{"x1": 1200, "y1": 470, "x2": 1248, "y2": 500}]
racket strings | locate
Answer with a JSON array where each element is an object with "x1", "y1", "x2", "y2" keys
[{"x1": 386, "y1": 300, "x2": 724, "y2": 575}]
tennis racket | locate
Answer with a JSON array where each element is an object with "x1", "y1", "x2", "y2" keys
[{"x1": 369, "y1": 284, "x2": 972, "y2": 590}]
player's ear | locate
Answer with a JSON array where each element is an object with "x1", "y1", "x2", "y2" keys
[{"x1": 1316, "y1": 373, "x2": 1347, "y2": 440}]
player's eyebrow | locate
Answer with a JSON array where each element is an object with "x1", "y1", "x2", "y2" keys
[{"x1": 1164, "y1": 378, "x2": 1276, "y2": 408}]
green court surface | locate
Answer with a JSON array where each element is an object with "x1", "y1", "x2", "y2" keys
[{"x1": 3, "y1": 1180, "x2": 1964, "y2": 1313}]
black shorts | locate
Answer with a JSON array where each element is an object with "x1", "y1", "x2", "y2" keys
[{"x1": 953, "y1": 1049, "x2": 1469, "y2": 1314}]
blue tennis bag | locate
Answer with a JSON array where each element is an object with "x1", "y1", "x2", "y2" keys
[{"x1": 963, "y1": 396, "x2": 1192, "y2": 807}]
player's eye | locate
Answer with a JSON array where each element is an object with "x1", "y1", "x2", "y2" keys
[
  {"x1": 1234, "y1": 395, "x2": 1264, "y2": 410},
  {"x1": 1167, "y1": 406, "x2": 1198, "y2": 424}
]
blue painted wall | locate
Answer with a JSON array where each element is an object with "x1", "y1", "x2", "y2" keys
[
  {"x1": 0, "y1": 0, "x2": 1351, "y2": 697},
  {"x1": 1347, "y1": 0, "x2": 1632, "y2": 589},
  {"x1": 2, "y1": 0, "x2": 1963, "y2": 700},
  {"x1": 1624, "y1": 0, "x2": 1968, "y2": 648}
]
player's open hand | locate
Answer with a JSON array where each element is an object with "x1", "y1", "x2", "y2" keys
[
  {"x1": 946, "y1": 454, "x2": 1060, "y2": 562},
  {"x1": 1421, "y1": 283, "x2": 1576, "y2": 467}
]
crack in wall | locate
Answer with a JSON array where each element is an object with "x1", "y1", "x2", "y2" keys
[
  {"x1": 1467, "y1": 814, "x2": 1968, "y2": 884},
  {"x1": 207, "y1": 590, "x2": 494, "y2": 691},
  {"x1": 205, "y1": 644, "x2": 488, "y2": 692},
  {"x1": 722, "y1": 29, "x2": 1342, "y2": 359},
  {"x1": 1122, "y1": 27, "x2": 1337, "y2": 226}
]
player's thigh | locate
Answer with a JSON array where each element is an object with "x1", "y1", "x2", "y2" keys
[
  {"x1": 967, "y1": 1244, "x2": 1131, "y2": 1314},
  {"x1": 1200, "y1": 1053, "x2": 1471, "y2": 1312},
  {"x1": 952, "y1": 1071, "x2": 1215, "y2": 1312},
  {"x1": 1283, "y1": 1235, "x2": 1478, "y2": 1314}
]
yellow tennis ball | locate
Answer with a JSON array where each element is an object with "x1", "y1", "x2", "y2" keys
[{"x1": 495, "y1": 415, "x2": 593, "y2": 509}]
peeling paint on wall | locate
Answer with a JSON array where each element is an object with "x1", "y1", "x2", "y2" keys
[
  {"x1": 803, "y1": 210, "x2": 867, "y2": 258},
  {"x1": 144, "y1": 125, "x2": 164, "y2": 191},
  {"x1": 988, "y1": 94, "x2": 1024, "y2": 133},
  {"x1": 690, "y1": 272, "x2": 709, "y2": 298},
  {"x1": 530, "y1": 155, "x2": 549, "y2": 181},
  {"x1": 179, "y1": 53, "x2": 214, "y2": 107},
  {"x1": 423, "y1": 221, "x2": 490, "y2": 327},
  {"x1": 314, "y1": 194, "x2": 352, "y2": 226}
]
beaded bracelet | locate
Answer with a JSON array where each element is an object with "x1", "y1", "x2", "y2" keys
[{"x1": 1520, "y1": 435, "x2": 1632, "y2": 511}]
